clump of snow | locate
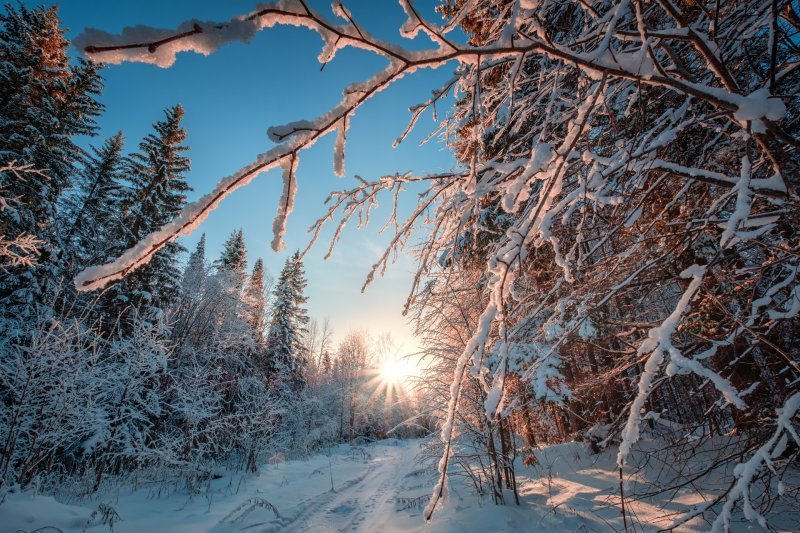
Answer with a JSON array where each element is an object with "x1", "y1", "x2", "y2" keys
[
  {"x1": 271, "y1": 155, "x2": 299, "y2": 252},
  {"x1": 268, "y1": 120, "x2": 316, "y2": 143},
  {"x1": 719, "y1": 155, "x2": 753, "y2": 248},
  {"x1": 734, "y1": 88, "x2": 787, "y2": 123},
  {"x1": 75, "y1": 1, "x2": 308, "y2": 68}
]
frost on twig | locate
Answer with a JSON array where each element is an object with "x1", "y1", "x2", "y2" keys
[{"x1": 0, "y1": 163, "x2": 46, "y2": 269}]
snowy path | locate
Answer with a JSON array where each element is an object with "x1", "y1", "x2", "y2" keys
[
  {"x1": 1, "y1": 440, "x2": 435, "y2": 533},
  {"x1": 267, "y1": 442, "x2": 422, "y2": 532}
]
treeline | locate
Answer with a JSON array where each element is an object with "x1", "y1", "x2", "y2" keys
[{"x1": 0, "y1": 4, "x2": 421, "y2": 495}]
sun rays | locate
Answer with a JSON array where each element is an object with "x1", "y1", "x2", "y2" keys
[{"x1": 363, "y1": 355, "x2": 418, "y2": 409}]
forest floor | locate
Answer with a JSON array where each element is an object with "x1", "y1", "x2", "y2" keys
[{"x1": 1, "y1": 438, "x2": 796, "y2": 532}]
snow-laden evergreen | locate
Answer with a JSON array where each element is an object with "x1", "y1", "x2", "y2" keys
[
  {"x1": 265, "y1": 251, "x2": 310, "y2": 390},
  {"x1": 62, "y1": 132, "x2": 127, "y2": 269},
  {"x1": 0, "y1": 3, "x2": 102, "y2": 324},
  {"x1": 113, "y1": 104, "x2": 191, "y2": 322}
]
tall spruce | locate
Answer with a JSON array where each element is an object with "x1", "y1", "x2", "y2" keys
[
  {"x1": 181, "y1": 233, "x2": 206, "y2": 295},
  {"x1": 169, "y1": 234, "x2": 208, "y2": 352},
  {"x1": 0, "y1": 3, "x2": 102, "y2": 322},
  {"x1": 105, "y1": 105, "x2": 191, "y2": 327},
  {"x1": 265, "y1": 251, "x2": 309, "y2": 390}
]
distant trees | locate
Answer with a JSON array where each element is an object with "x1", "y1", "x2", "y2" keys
[
  {"x1": 334, "y1": 331, "x2": 371, "y2": 443},
  {"x1": 245, "y1": 258, "x2": 267, "y2": 337},
  {"x1": 216, "y1": 229, "x2": 248, "y2": 285}
]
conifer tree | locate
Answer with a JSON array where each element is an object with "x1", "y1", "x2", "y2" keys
[
  {"x1": 64, "y1": 132, "x2": 126, "y2": 268},
  {"x1": 265, "y1": 251, "x2": 309, "y2": 390},
  {"x1": 107, "y1": 105, "x2": 191, "y2": 326},
  {"x1": 321, "y1": 350, "x2": 332, "y2": 376},
  {"x1": 0, "y1": 3, "x2": 102, "y2": 321},
  {"x1": 245, "y1": 258, "x2": 266, "y2": 341},
  {"x1": 216, "y1": 228, "x2": 248, "y2": 288},
  {"x1": 181, "y1": 233, "x2": 206, "y2": 295},
  {"x1": 169, "y1": 234, "x2": 209, "y2": 352}
]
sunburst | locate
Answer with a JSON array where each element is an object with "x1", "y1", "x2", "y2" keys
[{"x1": 364, "y1": 355, "x2": 418, "y2": 408}]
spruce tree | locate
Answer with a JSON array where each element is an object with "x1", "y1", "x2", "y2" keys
[
  {"x1": 245, "y1": 258, "x2": 266, "y2": 341},
  {"x1": 265, "y1": 251, "x2": 309, "y2": 390},
  {"x1": 216, "y1": 228, "x2": 248, "y2": 288},
  {"x1": 321, "y1": 350, "x2": 332, "y2": 376},
  {"x1": 64, "y1": 132, "x2": 126, "y2": 268},
  {"x1": 170, "y1": 234, "x2": 208, "y2": 352},
  {"x1": 0, "y1": 3, "x2": 102, "y2": 321},
  {"x1": 181, "y1": 233, "x2": 206, "y2": 295},
  {"x1": 104, "y1": 105, "x2": 191, "y2": 327}
]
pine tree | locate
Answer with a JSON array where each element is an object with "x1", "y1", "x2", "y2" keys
[
  {"x1": 0, "y1": 3, "x2": 102, "y2": 321},
  {"x1": 105, "y1": 105, "x2": 191, "y2": 327},
  {"x1": 265, "y1": 251, "x2": 309, "y2": 390},
  {"x1": 321, "y1": 350, "x2": 332, "y2": 376},
  {"x1": 169, "y1": 234, "x2": 209, "y2": 352}
]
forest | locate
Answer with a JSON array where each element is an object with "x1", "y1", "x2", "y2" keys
[{"x1": 1, "y1": 0, "x2": 799, "y2": 531}]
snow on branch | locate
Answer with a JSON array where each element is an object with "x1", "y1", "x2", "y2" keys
[
  {"x1": 75, "y1": 58, "x2": 404, "y2": 290},
  {"x1": 71, "y1": 0, "x2": 794, "y2": 289},
  {"x1": 75, "y1": 1, "x2": 308, "y2": 68},
  {"x1": 710, "y1": 392, "x2": 800, "y2": 532},
  {"x1": 271, "y1": 154, "x2": 298, "y2": 252},
  {"x1": 617, "y1": 265, "x2": 745, "y2": 467},
  {"x1": 0, "y1": 163, "x2": 46, "y2": 269}
]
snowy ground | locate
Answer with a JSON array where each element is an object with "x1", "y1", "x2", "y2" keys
[
  {"x1": 1, "y1": 438, "x2": 796, "y2": 532},
  {"x1": 3, "y1": 440, "x2": 434, "y2": 533}
]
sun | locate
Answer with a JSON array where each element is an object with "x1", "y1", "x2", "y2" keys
[
  {"x1": 380, "y1": 358, "x2": 416, "y2": 386},
  {"x1": 364, "y1": 355, "x2": 419, "y2": 408}
]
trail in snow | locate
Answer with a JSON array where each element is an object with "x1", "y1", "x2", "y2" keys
[
  {"x1": 1, "y1": 439, "x2": 434, "y2": 533},
  {"x1": 267, "y1": 442, "x2": 422, "y2": 532}
]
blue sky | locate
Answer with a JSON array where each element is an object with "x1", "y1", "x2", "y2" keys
[{"x1": 38, "y1": 0, "x2": 461, "y2": 352}]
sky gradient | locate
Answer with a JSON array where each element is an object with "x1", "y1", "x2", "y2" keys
[{"x1": 37, "y1": 0, "x2": 461, "y2": 352}]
